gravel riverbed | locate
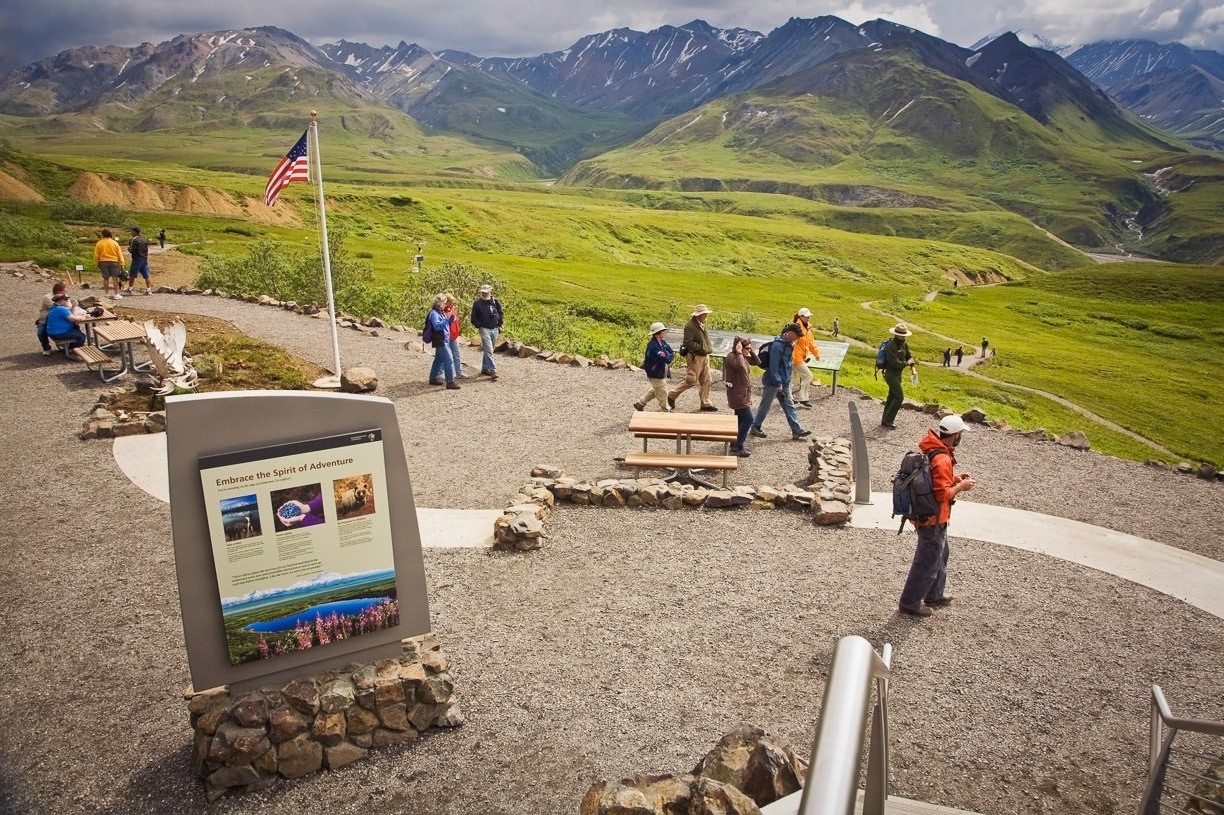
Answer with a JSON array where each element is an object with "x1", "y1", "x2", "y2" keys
[{"x1": 0, "y1": 271, "x2": 1219, "y2": 815}]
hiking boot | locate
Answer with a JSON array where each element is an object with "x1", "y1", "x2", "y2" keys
[
  {"x1": 729, "y1": 446, "x2": 751, "y2": 458},
  {"x1": 899, "y1": 604, "x2": 932, "y2": 618},
  {"x1": 633, "y1": 402, "x2": 646, "y2": 411},
  {"x1": 749, "y1": 426, "x2": 767, "y2": 438},
  {"x1": 925, "y1": 596, "x2": 954, "y2": 608},
  {"x1": 489, "y1": 372, "x2": 499, "y2": 381},
  {"x1": 792, "y1": 429, "x2": 812, "y2": 440},
  {"x1": 700, "y1": 404, "x2": 718, "y2": 412},
  {"x1": 42, "y1": 348, "x2": 52, "y2": 356},
  {"x1": 429, "y1": 378, "x2": 443, "y2": 385},
  {"x1": 880, "y1": 421, "x2": 895, "y2": 428},
  {"x1": 445, "y1": 381, "x2": 460, "y2": 390},
  {"x1": 667, "y1": 396, "x2": 676, "y2": 410},
  {"x1": 799, "y1": 400, "x2": 813, "y2": 408}
]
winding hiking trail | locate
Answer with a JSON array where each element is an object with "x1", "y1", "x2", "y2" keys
[{"x1": 860, "y1": 300, "x2": 1178, "y2": 458}]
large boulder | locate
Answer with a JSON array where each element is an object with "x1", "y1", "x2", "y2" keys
[
  {"x1": 340, "y1": 367, "x2": 377, "y2": 393},
  {"x1": 580, "y1": 774, "x2": 761, "y2": 815},
  {"x1": 691, "y1": 725, "x2": 807, "y2": 807}
]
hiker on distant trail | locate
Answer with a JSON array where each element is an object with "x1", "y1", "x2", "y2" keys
[
  {"x1": 157, "y1": 228, "x2": 166, "y2": 249},
  {"x1": 634, "y1": 322, "x2": 675, "y2": 413},
  {"x1": 832, "y1": 317, "x2": 840, "y2": 338},
  {"x1": 981, "y1": 337, "x2": 989, "y2": 357},
  {"x1": 790, "y1": 307, "x2": 820, "y2": 408},
  {"x1": 127, "y1": 226, "x2": 151, "y2": 295},
  {"x1": 93, "y1": 228, "x2": 125, "y2": 299},
  {"x1": 750, "y1": 323, "x2": 811, "y2": 442},
  {"x1": 898, "y1": 414, "x2": 976, "y2": 618},
  {"x1": 723, "y1": 336, "x2": 757, "y2": 457},
  {"x1": 667, "y1": 304, "x2": 716, "y2": 412},
  {"x1": 955, "y1": 346, "x2": 964, "y2": 366},
  {"x1": 880, "y1": 323, "x2": 915, "y2": 428},
  {"x1": 470, "y1": 283, "x2": 503, "y2": 380},
  {"x1": 943, "y1": 347, "x2": 952, "y2": 367},
  {"x1": 953, "y1": 278, "x2": 958, "y2": 289}
]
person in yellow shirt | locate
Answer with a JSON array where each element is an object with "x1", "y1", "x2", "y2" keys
[
  {"x1": 92, "y1": 228, "x2": 126, "y2": 299},
  {"x1": 790, "y1": 307, "x2": 821, "y2": 408}
]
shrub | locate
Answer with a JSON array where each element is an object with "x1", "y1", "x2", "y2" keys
[{"x1": 48, "y1": 198, "x2": 125, "y2": 225}]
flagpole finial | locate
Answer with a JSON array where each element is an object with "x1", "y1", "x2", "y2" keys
[{"x1": 310, "y1": 109, "x2": 318, "y2": 119}]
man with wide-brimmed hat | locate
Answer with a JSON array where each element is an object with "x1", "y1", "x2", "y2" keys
[
  {"x1": 880, "y1": 322, "x2": 916, "y2": 428},
  {"x1": 667, "y1": 304, "x2": 717, "y2": 411},
  {"x1": 634, "y1": 322, "x2": 675, "y2": 412}
]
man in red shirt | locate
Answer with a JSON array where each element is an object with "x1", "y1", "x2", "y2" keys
[{"x1": 898, "y1": 414, "x2": 976, "y2": 617}]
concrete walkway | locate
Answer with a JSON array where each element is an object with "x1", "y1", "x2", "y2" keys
[
  {"x1": 851, "y1": 492, "x2": 1224, "y2": 620},
  {"x1": 112, "y1": 434, "x2": 499, "y2": 548}
]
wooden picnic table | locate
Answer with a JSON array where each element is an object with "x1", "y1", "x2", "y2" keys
[
  {"x1": 75, "y1": 307, "x2": 117, "y2": 345},
  {"x1": 626, "y1": 411, "x2": 739, "y2": 488},
  {"x1": 91, "y1": 319, "x2": 148, "y2": 380}
]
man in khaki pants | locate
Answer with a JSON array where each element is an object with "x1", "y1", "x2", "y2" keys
[{"x1": 668, "y1": 304, "x2": 717, "y2": 411}]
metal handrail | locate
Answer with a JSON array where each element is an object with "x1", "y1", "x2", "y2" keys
[
  {"x1": 1139, "y1": 685, "x2": 1224, "y2": 815},
  {"x1": 797, "y1": 635, "x2": 893, "y2": 815}
]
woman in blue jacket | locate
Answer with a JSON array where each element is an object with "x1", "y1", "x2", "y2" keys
[
  {"x1": 634, "y1": 322, "x2": 675, "y2": 411},
  {"x1": 426, "y1": 294, "x2": 458, "y2": 389}
]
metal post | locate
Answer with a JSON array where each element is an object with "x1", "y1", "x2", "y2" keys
[{"x1": 848, "y1": 402, "x2": 871, "y2": 504}]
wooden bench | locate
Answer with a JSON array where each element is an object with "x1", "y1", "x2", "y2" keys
[
  {"x1": 623, "y1": 451, "x2": 738, "y2": 488},
  {"x1": 72, "y1": 345, "x2": 123, "y2": 381}
]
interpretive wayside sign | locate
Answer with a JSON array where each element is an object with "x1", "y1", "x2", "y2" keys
[
  {"x1": 167, "y1": 392, "x2": 431, "y2": 694},
  {"x1": 199, "y1": 430, "x2": 397, "y2": 666}
]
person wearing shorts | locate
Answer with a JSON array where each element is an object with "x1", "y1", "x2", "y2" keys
[
  {"x1": 93, "y1": 228, "x2": 125, "y2": 298},
  {"x1": 128, "y1": 226, "x2": 151, "y2": 294}
]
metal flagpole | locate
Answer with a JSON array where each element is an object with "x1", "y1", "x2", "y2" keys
[{"x1": 308, "y1": 110, "x2": 344, "y2": 389}]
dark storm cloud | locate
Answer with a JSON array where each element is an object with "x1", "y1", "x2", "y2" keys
[{"x1": 3, "y1": 0, "x2": 1221, "y2": 78}]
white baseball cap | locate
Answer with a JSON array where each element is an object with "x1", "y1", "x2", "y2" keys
[
  {"x1": 797, "y1": 307, "x2": 812, "y2": 317},
  {"x1": 938, "y1": 415, "x2": 968, "y2": 434}
]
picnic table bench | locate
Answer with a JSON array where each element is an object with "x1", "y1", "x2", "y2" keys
[{"x1": 626, "y1": 411, "x2": 739, "y2": 488}]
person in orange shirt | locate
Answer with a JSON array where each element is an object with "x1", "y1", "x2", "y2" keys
[
  {"x1": 790, "y1": 307, "x2": 820, "y2": 408},
  {"x1": 92, "y1": 228, "x2": 126, "y2": 298}
]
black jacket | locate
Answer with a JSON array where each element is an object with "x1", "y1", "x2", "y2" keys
[{"x1": 471, "y1": 297, "x2": 503, "y2": 329}]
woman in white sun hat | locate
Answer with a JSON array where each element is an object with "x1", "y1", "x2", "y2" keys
[{"x1": 634, "y1": 322, "x2": 675, "y2": 412}]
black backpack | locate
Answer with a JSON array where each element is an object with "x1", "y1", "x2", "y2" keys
[
  {"x1": 891, "y1": 450, "x2": 946, "y2": 534},
  {"x1": 755, "y1": 340, "x2": 773, "y2": 369}
]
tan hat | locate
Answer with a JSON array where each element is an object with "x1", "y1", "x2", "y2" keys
[
  {"x1": 892, "y1": 323, "x2": 912, "y2": 337},
  {"x1": 649, "y1": 322, "x2": 666, "y2": 335},
  {"x1": 796, "y1": 307, "x2": 812, "y2": 318},
  {"x1": 692, "y1": 304, "x2": 713, "y2": 316},
  {"x1": 479, "y1": 284, "x2": 493, "y2": 294}
]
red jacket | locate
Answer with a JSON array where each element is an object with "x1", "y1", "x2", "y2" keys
[
  {"x1": 914, "y1": 430, "x2": 961, "y2": 526},
  {"x1": 444, "y1": 304, "x2": 461, "y2": 340}
]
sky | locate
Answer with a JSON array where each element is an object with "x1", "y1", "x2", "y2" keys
[{"x1": 1, "y1": 0, "x2": 1221, "y2": 77}]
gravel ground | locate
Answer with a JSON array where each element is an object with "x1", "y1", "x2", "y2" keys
[{"x1": 1, "y1": 271, "x2": 1220, "y2": 815}]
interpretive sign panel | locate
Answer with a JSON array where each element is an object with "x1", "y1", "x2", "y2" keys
[
  {"x1": 167, "y1": 392, "x2": 430, "y2": 693},
  {"x1": 199, "y1": 429, "x2": 397, "y2": 667}
]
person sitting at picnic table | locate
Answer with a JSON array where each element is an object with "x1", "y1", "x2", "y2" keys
[
  {"x1": 634, "y1": 322, "x2": 675, "y2": 412},
  {"x1": 36, "y1": 281, "x2": 69, "y2": 355},
  {"x1": 44, "y1": 293, "x2": 88, "y2": 352}
]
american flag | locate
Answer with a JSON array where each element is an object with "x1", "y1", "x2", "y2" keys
[{"x1": 263, "y1": 130, "x2": 310, "y2": 207}]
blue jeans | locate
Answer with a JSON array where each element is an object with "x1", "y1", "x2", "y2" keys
[
  {"x1": 448, "y1": 337, "x2": 463, "y2": 378},
  {"x1": 479, "y1": 327, "x2": 499, "y2": 373},
  {"x1": 49, "y1": 328, "x2": 87, "y2": 350},
  {"x1": 37, "y1": 319, "x2": 50, "y2": 351},
  {"x1": 733, "y1": 407, "x2": 753, "y2": 449},
  {"x1": 899, "y1": 523, "x2": 949, "y2": 610},
  {"x1": 752, "y1": 386, "x2": 802, "y2": 434},
  {"x1": 429, "y1": 343, "x2": 453, "y2": 383}
]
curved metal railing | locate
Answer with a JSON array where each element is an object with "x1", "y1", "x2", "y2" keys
[
  {"x1": 1138, "y1": 685, "x2": 1224, "y2": 815},
  {"x1": 796, "y1": 635, "x2": 893, "y2": 815}
]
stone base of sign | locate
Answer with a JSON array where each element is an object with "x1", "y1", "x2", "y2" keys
[{"x1": 185, "y1": 632, "x2": 461, "y2": 800}]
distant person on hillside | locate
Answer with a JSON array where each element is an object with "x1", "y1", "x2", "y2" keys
[
  {"x1": 426, "y1": 294, "x2": 458, "y2": 389},
  {"x1": 880, "y1": 323, "x2": 915, "y2": 428},
  {"x1": 981, "y1": 337, "x2": 989, "y2": 357},
  {"x1": 790, "y1": 307, "x2": 820, "y2": 408},
  {"x1": 723, "y1": 336, "x2": 757, "y2": 456},
  {"x1": 832, "y1": 317, "x2": 840, "y2": 338},
  {"x1": 750, "y1": 323, "x2": 811, "y2": 441},
  {"x1": 93, "y1": 228, "x2": 125, "y2": 299},
  {"x1": 443, "y1": 293, "x2": 466, "y2": 379},
  {"x1": 44, "y1": 293, "x2": 88, "y2": 352},
  {"x1": 470, "y1": 283, "x2": 503, "y2": 380},
  {"x1": 36, "y1": 281, "x2": 68, "y2": 355},
  {"x1": 955, "y1": 346, "x2": 964, "y2": 366},
  {"x1": 667, "y1": 304, "x2": 716, "y2": 412},
  {"x1": 943, "y1": 347, "x2": 952, "y2": 367},
  {"x1": 634, "y1": 322, "x2": 675, "y2": 412},
  {"x1": 157, "y1": 228, "x2": 166, "y2": 249},
  {"x1": 128, "y1": 226, "x2": 151, "y2": 295},
  {"x1": 953, "y1": 278, "x2": 958, "y2": 288},
  {"x1": 898, "y1": 414, "x2": 976, "y2": 618}
]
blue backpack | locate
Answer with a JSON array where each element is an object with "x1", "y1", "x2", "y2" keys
[
  {"x1": 874, "y1": 339, "x2": 889, "y2": 379},
  {"x1": 421, "y1": 315, "x2": 434, "y2": 344}
]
